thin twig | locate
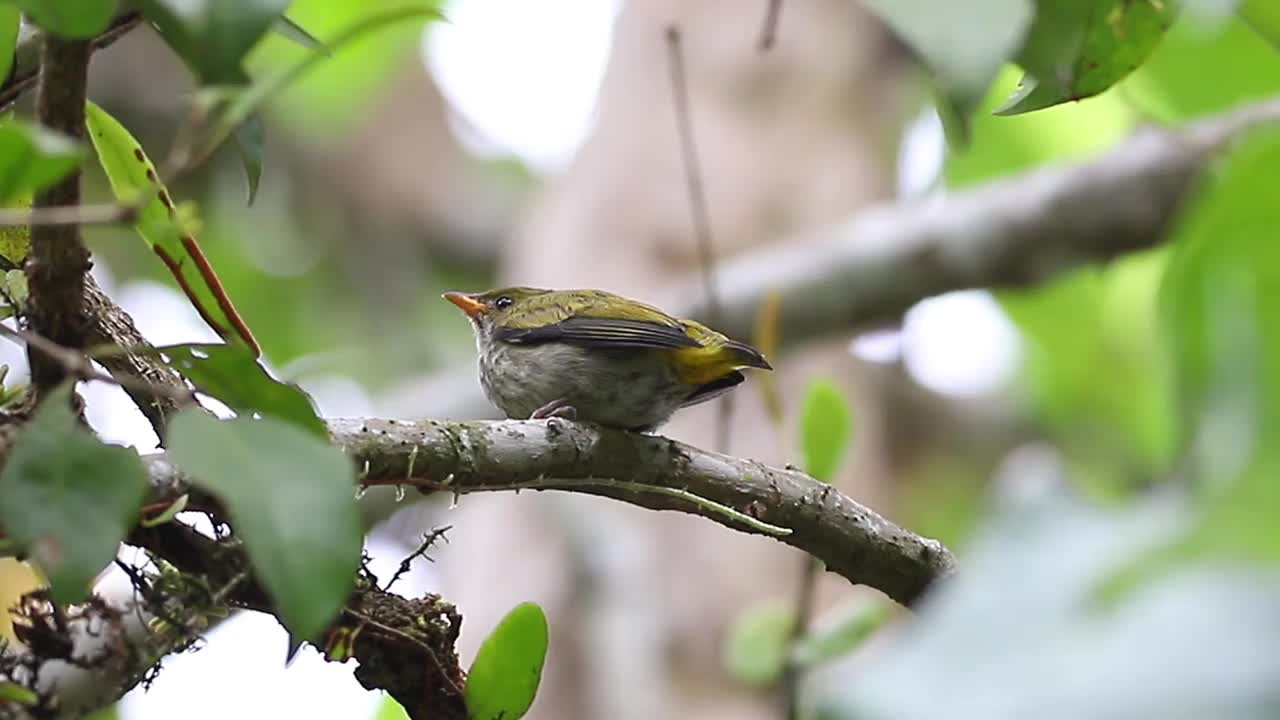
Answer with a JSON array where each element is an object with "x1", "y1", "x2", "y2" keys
[
  {"x1": 781, "y1": 555, "x2": 821, "y2": 720},
  {"x1": 758, "y1": 0, "x2": 783, "y2": 51},
  {"x1": 0, "y1": 203, "x2": 138, "y2": 228},
  {"x1": 0, "y1": 323, "x2": 196, "y2": 402},
  {"x1": 383, "y1": 525, "x2": 451, "y2": 592},
  {"x1": 665, "y1": 25, "x2": 733, "y2": 453}
]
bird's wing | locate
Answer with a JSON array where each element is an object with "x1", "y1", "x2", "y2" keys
[{"x1": 495, "y1": 316, "x2": 701, "y2": 350}]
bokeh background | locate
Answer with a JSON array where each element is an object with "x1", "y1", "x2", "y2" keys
[{"x1": 4, "y1": 1, "x2": 1280, "y2": 718}]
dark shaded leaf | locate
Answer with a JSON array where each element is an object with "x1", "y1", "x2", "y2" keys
[
  {"x1": 159, "y1": 343, "x2": 325, "y2": 438},
  {"x1": 0, "y1": 385, "x2": 146, "y2": 604},
  {"x1": 234, "y1": 114, "x2": 264, "y2": 205},
  {"x1": 997, "y1": 0, "x2": 1179, "y2": 116},
  {"x1": 167, "y1": 411, "x2": 360, "y2": 642},
  {"x1": 175, "y1": 5, "x2": 444, "y2": 170},
  {"x1": 136, "y1": 0, "x2": 291, "y2": 82},
  {"x1": 15, "y1": 0, "x2": 113, "y2": 38},
  {"x1": 0, "y1": 120, "x2": 81, "y2": 204},
  {"x1": 272, "y1": 15, "x2": 330, "y2": 53},
  {"x1": 465, "y1": 601, "x2": 549, "y2": 720}
]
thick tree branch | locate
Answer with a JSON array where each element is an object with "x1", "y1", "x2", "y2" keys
[
  {"x1": 676, "y1": 97, "x2": 1280, "y2": 343},
  {"x1": 24, "y1": 31, "x2": 93, "y2": 391},
  {"x1": 135, "y1": 418, "x2": 954, "y2": 607},
  {"x1": 396, "y1": 97, "x2": 1280, "y2": 419}
]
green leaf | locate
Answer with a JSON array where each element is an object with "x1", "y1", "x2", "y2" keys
[
  {"x1": 0, "y1": 267, "x2": 29, "y2": 319},
  {"x1": 0, "y1": 385, "x2": 146, "y2": 604},
  {"x1": 0, "y1": 193, "x2": 31, "y2": 266},
  {"x1": 465, "y1": 601, "x2": 549, "y2": 720},
  {"x1": 174, "y1": 4, "x2": 444, "y2": 170},
  {"x1": 85, "y1": 100, "x2": 259, "y2": 354},
  {"x1": 722, "y1": 602, "x2": 793, "y2": 687},
  {"x1": 0, "y1": 5, "x2": 20, "y2": 84},
  {"x1": 137, "y1": 0, "x2": 291, "y2": 83},
  {"x1": 799, "y1": 379, "x2": 854, "y2": 482},
  {"x1": 860, "y1": 0, "x2": 1034, "y2": 143},
  {"x1": 272, "y1": 15, "x2": 330, "y2": 54},
  {"x1": 0, "y1": 120, "x2": 81, "y2": 205},
  {"x1": 15, "y1": 0, "x2": 113, "y2": 38},
  {"x1": 1241, "y1": 0, "x2": 1280, "y2": 46},
  {"x1": 159, "y1": 343, "x2": 325, "y2": 438},
  {"x1": 791, "y1": 601, "x2": 891, "y2": 669},
  {"x1": 997, "y1": 0, "x2": 1180, "y2": 116},
  {"x1": 167, "y1": 411, "x2": 361, "y2": 642},
  {"x1": 374, "y1": 696, "x2": 410, "y2": 720},
  {"x1": 234, "y1": 113, "x2": 264, "y2": 205},
  {"x1": 0, "y1": 681, "x2": 37, "y2": 706}
]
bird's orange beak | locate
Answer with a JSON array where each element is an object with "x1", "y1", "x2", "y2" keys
[{"x1": 443, "y1": 291, "x2": 487, "y2": 318}]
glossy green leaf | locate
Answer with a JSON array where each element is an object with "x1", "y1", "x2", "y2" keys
[
  {"x1": 85, "y1": 100, "x2": 259, "y2": 354},
  {"x1": 167, "y1": 411, "x2": 360, "y2": 642},
  {"x1": 0, "y1": 5, "x2": 19, "y2": 84},
  {"x1": 137, "y1": 0, "x2": 291, "y2": 82},
  {"x1": 861, "y1": 0, "x2": 1033, "y2": 143},
  {"x1": 722, "y1": 602, "x2": 793, "y2": 687},
  {"x1": 799, "y1": 379, "x2": 854, "y2": 483},
  {"x1": 465, "y1": 601, "x2": 549, "y2": 720},
  {"x1": 0, "y1": 385, "x2": 146, "y2": 604},
  {"x1": 791, "y1": 601, "x2": 891, "y2": 668},
  {"x1": 0, "y1": 120, "x2": 81, "y2": 205},
  {"x1": 234, "y1": 113, "x2": 265, "y2": 205},
  {"x1": 1241, "y1": 0, "x2": 1280, "y2": 46},
  {"x1": 15, "y1": 0, "x2": 113, "y2": 38},
  {"x1": 272, "y1": 15, "x2": 330, "y2": 53},
  {"x1": 175, "y1": 4, "x2": 444, "y2": 170},
  {"x1": 159, "y1": 343, "x2": 325, "y2": 438},
  {"x1": 997, "y1": 0, "x2": 1180, "y2": 115}
]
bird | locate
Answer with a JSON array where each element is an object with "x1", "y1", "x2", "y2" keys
[{"x1": 443, "y1": 287, "x2": 772, "y2": 431}]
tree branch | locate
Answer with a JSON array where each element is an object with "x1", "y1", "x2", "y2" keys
[
  {"x1": 25, "y1": 31, "x2": 93, "y2": 391},
  {"x1": 135, "y1": 417, "x2": 955, "y2": 607},
  {"x1": 393, "y1": 96, "x2": 1280, "y2": 419},
  {"x1": 677, "y1": 96, "x2": 1280, "y2": 343}
]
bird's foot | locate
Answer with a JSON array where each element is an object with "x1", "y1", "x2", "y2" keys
[{"x1": 530, "y1": 398, "x2": 577, "y2": 421}]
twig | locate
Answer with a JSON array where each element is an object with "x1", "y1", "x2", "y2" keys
[
  {"x1": 383, "y1": 525, "x2": 451, "y2": 592},
  {"x1": 145, "y1": 418, "x2": 957, "y2": 607},
  {"x1": 665, "y1": 25, "x2": 734, "y2": 453},
  {"x1": 0, "y1": 323, "x2": 196, "y2": 403},
  {"x1": 0, "y1": 203, "x2": 138, "y2": 228},
  {"x1": 781, "y1": 555, "x2": 821, "y2": 719},
  {"x1": 759, "y1": 0, "x2": 783, "y2": 51}
]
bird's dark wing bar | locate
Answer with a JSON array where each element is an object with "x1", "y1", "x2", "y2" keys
[{"x1": 496, "y1": 317, "x2": 701, "y2": 349}]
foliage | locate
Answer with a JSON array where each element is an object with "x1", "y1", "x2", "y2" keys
[
  {"x1": 166, "y1": 411, "x2": 361, "y2": 641},
  {"x1": 0, "y1": 120, "x2": 81, "y2": 206},
  {"x1": 0, "y1": 386, "x2": 145, "y2": 604},
  {"x1": 464, "y1": 601, "x2": 549, "y2": 720},
  {"x1": 799, "y1": 378, "x2": 855, "y2": 483}
]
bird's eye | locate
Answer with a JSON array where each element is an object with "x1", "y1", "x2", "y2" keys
[{"x1": 494, "y1": 295, "x2": 514, "y2": 311}]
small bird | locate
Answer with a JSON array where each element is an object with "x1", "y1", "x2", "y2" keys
[{"x1": 444, "y1": 287, "x2": 772, "y2": 431}]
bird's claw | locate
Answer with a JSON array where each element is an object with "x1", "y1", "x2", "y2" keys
[{"x1": 530, "y1": 399, "x2": 577, "y2": 421}]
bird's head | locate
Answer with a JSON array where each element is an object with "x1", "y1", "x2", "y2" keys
[{"x1": 442, "y1": 286, "x2": 553, "y2": 339}]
